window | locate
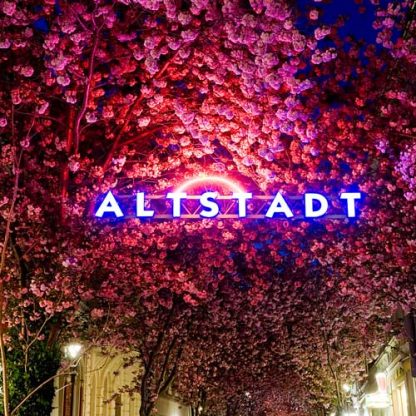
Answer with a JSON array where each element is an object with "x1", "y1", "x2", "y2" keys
[
  {"x1": 371, "y1": 409, "x2": 390, "y2": 416},
  {"x1": 115, "y1": 393, "x2": 122, "y2": 416},
  {"x1": 392, "y1": 383, "x2": 409, "y2": 416}
]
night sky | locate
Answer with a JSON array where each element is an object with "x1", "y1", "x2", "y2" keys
[{"x1": 296, "y1": 0, "x2": 391, "y2": 44}]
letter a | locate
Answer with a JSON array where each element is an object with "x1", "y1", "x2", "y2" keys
[
  {"x1": 95, "y1": 191, "x2": 124, "y2": 218},
  {"x1": 266, "y1": 193, "x2": 294, "y2": 218}
]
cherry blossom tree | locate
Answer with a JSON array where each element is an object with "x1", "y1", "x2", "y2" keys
[{"x1": 0, "y1": 0, "x2": 415, "y2": 415}]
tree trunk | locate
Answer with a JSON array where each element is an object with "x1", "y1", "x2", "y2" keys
[
  {"x1": 226, "y1": 401, "x2": 237, "y2": 416},
  {"x1": 139, "y1": 399, "x2": 154, "y2": 416},
  {"x1": 60, "y1": 107, "x2": 75, "y2": 225}
]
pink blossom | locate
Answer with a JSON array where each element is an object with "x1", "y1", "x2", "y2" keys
[
  {"x1": 57, "y1": 75, "x2": 71, "y2": 86},
  {"x1": 178, "y1": 12, "x2": 192, "y2": 25},
  {"x1": 145, "y1": 56, "x2": 159, "y2": 75},
  {"x1": 138, "y1": 117, "x2": 151, "y2": 127},
  {"x1": 68, "y1": 156, "x2": 80, "y2": 172},
  {"x1": 0, "y1": 39, "x2": 11, "y2": 49},
  {"x1": 43, "y1": 34, "x2": 60, "y2": 51},
  {"x1": 11, "y1": 89, "x2": 21, "y2": 105},
  {"x1": 86, "y1": 112, "x2": 98, "y2": 123},
  {"x1": 314, "y1": 26, "x2": 331, "y2": 40},
  {"x1": 2, "y1": 1, "x2": 16, "y2": 16},
  {"x1": 309, "y1": 9, "x2": 319, "y2": 20},
  {"x1": 181, "y1": 29, "x2": 199, "y2": 42},
  {"x1": 91, "y1": 308, "x2": 105, "y2": 319}
]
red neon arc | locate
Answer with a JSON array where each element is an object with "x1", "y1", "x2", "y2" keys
[{"x1": 174, "y1": 175, "x2": 244, "y2": 194}]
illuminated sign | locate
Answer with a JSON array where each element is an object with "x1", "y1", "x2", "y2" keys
[
  {"x1": 94, "y1": 176, "x2": 362, "y2": 220},
  {"x1": 375, "y1": 372, "x2": 387, "y2": 394},
  {"x1": 365, "y1": 392, "x2": 391, "y2": 409}
]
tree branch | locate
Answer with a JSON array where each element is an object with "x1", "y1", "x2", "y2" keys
[
  {"x1": 14, "y1": 111, "x2": 64, "y2": 126},
  {"x1": 159, "y1": 342, "x2": 184, "y2": 394},
  {"x1": 0, "y1": 147, "x2": 24, "y2": 416},
  {"x1": 120, "y1": 125, "x2": 171, "y2": 147},
  {"x1": 321, "y1": 324, "x2": 342, "y2": 409},
  {"x1": 10, "y1": 370, "x2": 75, "y2": 416},
  {"x1": 102, "y1": 49, "x2": 181, "y2": 172},
  {"x1": 60, "y1": 107, "x2": 76, "y2": 225},
  {"x1": 73, "y1": 27, "x2": 101, "y2": 155},
  {"x1": 156, "y1": 336, "x2": 177, "y2": 393}
]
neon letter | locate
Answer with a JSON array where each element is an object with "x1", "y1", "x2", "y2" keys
[
  {"x1": 232, "y1": 192, "x2": 252, "y2": 217},
  {"x1": 136, "y1": 192, "x2": 154, "y2": 218},
  {"x1": 266, "y1": 193, "x2": 294, "y2": 218},
  {"x1": 200, "y1": 192, "x2": 219, "y2": 218},
  {"x1": 305, "y1": 193, "x2": 328, "y2": 218},
  {"x1": 95, "y1": 191, "x2": 124, "y2": 218},
  {"x1": 340, "y1": 192, "x2": 361, "y2": 217},
  {"x1": 166, "y1": 192, "x2": 187, "y2": 217}
]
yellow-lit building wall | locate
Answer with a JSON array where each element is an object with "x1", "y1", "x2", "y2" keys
[{"x1": 51, "y1": 348, "x2": 190, "y2": 416}]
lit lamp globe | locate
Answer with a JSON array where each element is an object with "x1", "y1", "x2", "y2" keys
[
  {"x1": 63, "y1": 342, "x2": 83, "y2": 362},
  {"x1": 342, "y1": 383, "x2": 351, "y2": 393}
]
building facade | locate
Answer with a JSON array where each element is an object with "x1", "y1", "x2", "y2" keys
[
  {"x1": 51, "y1": 348, "x2": 191, "y2": 416},
  {"x1": 358, "y1": 338, "x2": 416, "y2": 416}
]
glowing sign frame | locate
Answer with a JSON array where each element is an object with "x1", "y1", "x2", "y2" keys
[
  {"x1": 175, "y1": 175, "x2": 245, "y2": 194},
  {"x1": 94, "y1": 176, "x2": 362, "y2": 220}
]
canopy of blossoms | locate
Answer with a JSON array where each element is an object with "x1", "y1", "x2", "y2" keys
[{"x1": 0, "y1": 0, "x2": 415, "y2": 415}]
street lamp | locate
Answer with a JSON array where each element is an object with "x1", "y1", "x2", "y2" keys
[
  {"x1": 63, "y1": 341, "x2": 83, "y2": 416},
  {"x1": 342, "y1": 383, "x2": 351, "y2": 393},
  {"x1": 63, "y1": 342, "x2": 83, "y2": 362}
]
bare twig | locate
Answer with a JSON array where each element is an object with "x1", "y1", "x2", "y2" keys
[
  {"x1": 60, "y1": 108, "x2": 75, "y2": 225},
  {"x1": 0, "y1": 116, "x2": 35, "y2": 415},
  {"x1": 73, "y1": 27, "x2": 101, "y2": 154},
  {"x1": 14, "y1": 111, "x2": 64, "y2": 126},
  {"x1": 102, "y1": 49, "x2": 182, "y2": 172},
  {"x1": 0, "y1": 148, "x2": 24, "y2": 416},
  {"x1": 10, "y1": 370, "x2": 75, "y2": 416}
]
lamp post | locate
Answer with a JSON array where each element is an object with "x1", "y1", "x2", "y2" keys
[
  {"x1": 340, "y1": 382, "x2": 360, "y2": 416},
  {"x1": 0, "y1": 363, "x2": 2, "y2": 397},
  {"x1": 244, "y1": 391, "x2": 253, "y2": 414},
  {"x1": 63, "y1": 342, "x2": 83, "y2": 416}
]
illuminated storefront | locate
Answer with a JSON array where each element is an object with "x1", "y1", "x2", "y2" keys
[{"x1": 359, "y1": 339, "x2": 416, "y2": 416}]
